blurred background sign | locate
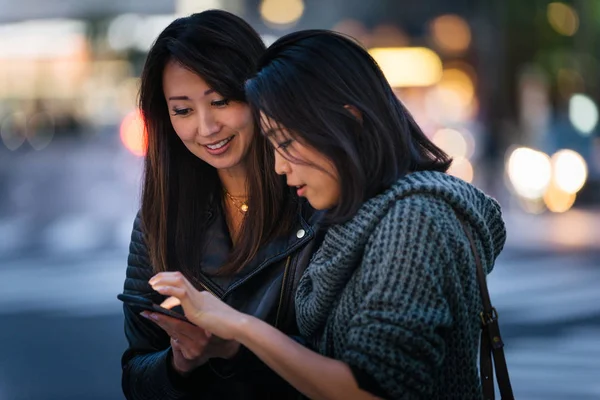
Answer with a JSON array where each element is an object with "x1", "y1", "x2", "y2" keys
[{"x1": 0, "y1": 1, "x2": 599, "y2": 399}]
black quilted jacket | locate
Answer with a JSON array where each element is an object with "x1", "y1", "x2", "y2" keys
[{"x1": 121, "y1": 203, "x2": 324, "y2": 399}]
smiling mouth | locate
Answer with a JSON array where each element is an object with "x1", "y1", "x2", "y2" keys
[{"x1": 205, "y1": 136, "x2": 234, "y2": 150}]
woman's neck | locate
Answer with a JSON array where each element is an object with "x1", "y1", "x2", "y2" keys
[{"x1": 218, "y1": 164, "x2": 248, "y2": 197}]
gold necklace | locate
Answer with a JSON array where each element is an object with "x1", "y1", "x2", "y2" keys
[{"x1": 224, "y1": 190, "x2": 249, "y2": 214}]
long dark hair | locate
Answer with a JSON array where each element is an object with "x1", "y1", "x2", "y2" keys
[
  {"x1": 139, "y1": 10, "x2": 295, "y2": 276},
  {"x1": 246, "y1": 30, "x2": 451, "y2": 223}
]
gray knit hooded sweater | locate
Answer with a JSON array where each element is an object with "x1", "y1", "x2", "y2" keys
[{"x1": 295, "y1": 171, "x2": 506, "y2": 400}]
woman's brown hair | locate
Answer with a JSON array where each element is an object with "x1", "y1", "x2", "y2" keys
[{"x1": 139, "y1": 10, "x2": 296, "y2": 276}]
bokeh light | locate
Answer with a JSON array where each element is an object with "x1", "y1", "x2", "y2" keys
[
  {"x1": 260, "y1": 0, "x2": 304, "y2": 27},
  {"x1": 543, "y1": 182, "x2": 577, "y2": 213},
  {"x1": 369, "y1": 47, "x2": 442, "y2": 88},
  {"x1": 551, "y1": 149, "x2": 588, "y2": 194},
  {"x1": 569, "y1": 94, "x2": 598, "y2": 135},
  {"x1": 447, "y1": 156, "x2": 474, "y2": 183},
  {"x1": 506, "y1": 147, "x2": 552, "y2": 200},
  {"x1": 547, "y1": 2, "x2": 579, "y2": 36},
  {"x1": 120, "y1": 110, "x2": 147, "y2": 157},
  {"x1": 440, "y1": 68, "x2": 475, "y2": 102},
  {"x1": 429, "y1": 14, "x2": 471, "y2": 55},
  {"x1": 424, "y1": 67, "x2": 477, "y2": 123},
  {"x1": 432, "y1": 128, "x2": 470, "y2": 158}
]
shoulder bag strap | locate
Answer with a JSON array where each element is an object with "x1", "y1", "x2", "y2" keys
[{"x1": 454, "y1": 211, "x2": 515, "y2": 400}]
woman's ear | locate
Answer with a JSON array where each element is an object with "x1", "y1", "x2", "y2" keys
[{"x1": 344, "y1": 104, "x2": 363, "y2": 123}]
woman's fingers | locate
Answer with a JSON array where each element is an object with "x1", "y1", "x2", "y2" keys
[
  {"x1": 150, "y1": 271, "x2": 194, "y2": 291},
  {"x1": 160, "y1": 296, "x2": 181, "y2": 309},
  {"x1": 171, "y1": 337, "x2": 188, "y2": 358},
  {"x1": 152, "y1": 285, "x2": 186, "y2": 300},
  {"x1": 150, "y1": 273, "x2": 196, "y2": 307},
  {"x1": 141, "y1": 312, "x2": 178, "y2": 337},
  {"x1": 142, "y1": 312, "x2": 204, "y2": 342}
]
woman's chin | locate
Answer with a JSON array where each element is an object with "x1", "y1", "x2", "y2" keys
[
  {"x1": 201, "y1": 151, "x2": 246, "y2": 171},
  {"x1": 305, "y1": 197, "x2": 327, "y2": 210}
]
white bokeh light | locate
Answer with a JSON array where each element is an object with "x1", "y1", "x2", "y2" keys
[
  {"x1": 507, "y1": 147, "x2": 552, "y2": 199},
  {"x1": 569, "y1": 94, "x2": 598, "y2": 135},
  {"x1": 551, "y1": 149, "x2": 588, "y2": 194}
]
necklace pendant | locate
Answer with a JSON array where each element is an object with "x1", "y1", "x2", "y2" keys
[{"x1": 241, "y1": 203, "x2": 249, "y2": 213}]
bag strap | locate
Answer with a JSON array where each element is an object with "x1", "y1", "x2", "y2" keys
[{"x1": 453, "y1": 211, "x2": 515, "y2": 400}]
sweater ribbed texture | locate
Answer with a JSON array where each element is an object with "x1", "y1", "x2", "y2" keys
[{"x1": 296, "y1": 171, "x2": 506, "y2": 399}]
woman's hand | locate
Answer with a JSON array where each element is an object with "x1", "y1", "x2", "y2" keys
[
  {"x1": 141, "y1": 311, "x2": 240, "y2": 375},
  {"x1": 149, "y1": 271, "x2": 247, "y2": 341}
]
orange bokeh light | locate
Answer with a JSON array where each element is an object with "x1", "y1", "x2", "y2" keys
[{"x1": 120, "y1": 109, "x2": 147, "y2": 157}]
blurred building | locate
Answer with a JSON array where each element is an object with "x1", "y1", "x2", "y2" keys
[{"x1": 0, "y1": 0, "x2": 598, "y2": 211}]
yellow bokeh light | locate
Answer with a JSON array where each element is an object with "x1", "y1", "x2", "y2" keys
[
  {"x1": 447, "y1": 157, "x2": 474, "y2": 183},
  {"x1": 543, "y1": 182, "x2": 576, "y2": 213},
  {"x1": 260, "y1": 0, "x2": 304, "y2": 26},
  {"x1": 425, "y1": 67, "x2": 476, "y2": 123},
  {"x1": 432, "y1": 128, "x2": 469, "y2": 158},
  {"x1": 369, "y1": 47, "x2": 442, "y2": 88},
  {"x1": 439, "y1": 68, "x2": 475, "y2": 103},
  {"x1": 547, "y1": 2, "x2": 579, "y2": 36},
  {"x1": 430, "y1": 14, "x2": 471, "y2": 54}
]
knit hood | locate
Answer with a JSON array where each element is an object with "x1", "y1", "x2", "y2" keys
[
  {"x1": 327, "y1": 171, "x2": 506, "y2": 275},
  {"x1": 392, "y1": 171, "x2": 505, "y2": 271}
]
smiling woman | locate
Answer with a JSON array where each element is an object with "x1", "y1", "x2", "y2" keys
[
  {"x1": 119, "y1": 10, "x2": 324, "y2": 400},
  {"x1": 162, "y1": 61, "x2": 255, "y2": 170}
]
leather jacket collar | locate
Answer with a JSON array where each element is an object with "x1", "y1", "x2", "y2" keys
[{"x1": 191, "y1": 200, "x2": 318, "y2": 298}]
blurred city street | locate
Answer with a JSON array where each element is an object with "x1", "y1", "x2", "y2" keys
[
  {"x1": 0, "y1": 136, "x2": 599, "y2": 400},
  {"x1": 1, "y1": 0, "x2": 600, "y2": 399}
]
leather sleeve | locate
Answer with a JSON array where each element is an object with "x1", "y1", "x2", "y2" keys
[{"x1": 120, "y1": 212, "x2": 215, "y2": 400}]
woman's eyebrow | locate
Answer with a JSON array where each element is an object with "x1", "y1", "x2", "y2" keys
[{"x1": 168, "y1": 89, "x2": 215, "y2": 101}]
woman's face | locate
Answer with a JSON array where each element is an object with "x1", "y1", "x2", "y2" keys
[
  {"x1": 261, "y1": 113, "x2": 341, "y2": 210},
  {"x1": 162, "y1": 60, "x2": 254, "y2": 171}
]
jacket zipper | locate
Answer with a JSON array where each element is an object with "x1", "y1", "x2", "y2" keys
[{"x1": 275, "y1": 256, "x2": 292, "y2": 329}]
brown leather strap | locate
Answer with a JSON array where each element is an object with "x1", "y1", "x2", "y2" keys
[
  {"x1": 455, "y1": 211, "x2": 514, "y2": 400},
  {"x1": 480, "y1": 329, "x2": 495, "y2": 399}
]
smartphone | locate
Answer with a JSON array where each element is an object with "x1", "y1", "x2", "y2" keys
[{"x1": 117, "y1": 293, "x2": 191, "y2": 324}]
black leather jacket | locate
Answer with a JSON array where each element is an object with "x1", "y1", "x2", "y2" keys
[{"x1": 121, "y1": 201, "x2": 323, "y2": 400}]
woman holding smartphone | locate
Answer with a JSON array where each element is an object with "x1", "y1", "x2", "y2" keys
[
  {"x1": 150, "y1": 30, "x2": 507, "y2": 400},
  {"x1": 120, "y1": 11, "x2": 322, "y2": 400}
]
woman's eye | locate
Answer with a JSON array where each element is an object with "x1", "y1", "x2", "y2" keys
[
  {"x1": 277, "y1": 139, "x2": 293, "y2": 149},
  {"x1": 172, "y1": 108, "x2": 191, "y2": 116},
  {"x1": 211, "y1": 99, "x2": 230, "y2": 107}
]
